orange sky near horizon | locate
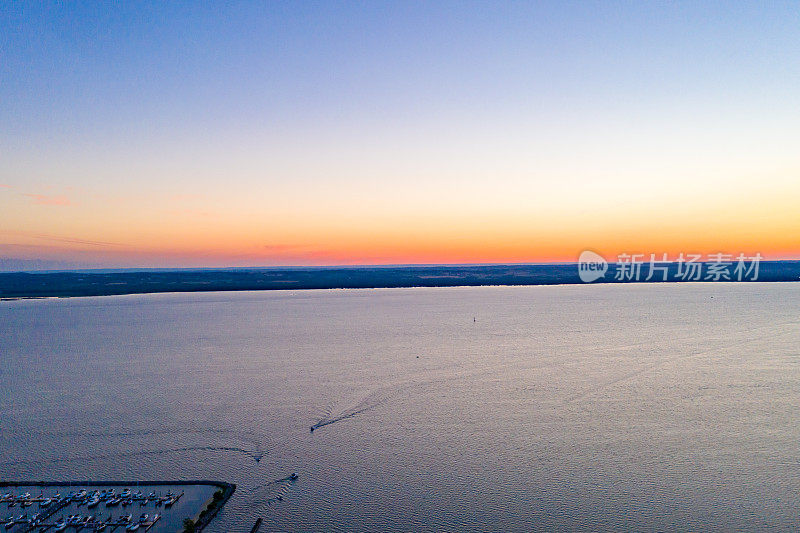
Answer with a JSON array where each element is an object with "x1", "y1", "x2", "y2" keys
[{"x1": 2, "y1": 174, "x2": 798, "y2": 267}]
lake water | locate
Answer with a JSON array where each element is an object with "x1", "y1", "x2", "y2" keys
[{"x1": 1, "y1": 284, "x2": 799, "y2": 532}]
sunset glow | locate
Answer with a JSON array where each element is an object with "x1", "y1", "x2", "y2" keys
[{"x1": 2, "y1": 2, "x2": 799, "y2": 269}]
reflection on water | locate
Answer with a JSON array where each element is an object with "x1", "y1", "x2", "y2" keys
[{"x1": 1, "y1": 284, "x2": 799, "y2": 531}]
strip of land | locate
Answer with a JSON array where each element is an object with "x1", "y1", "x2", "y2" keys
[{"x1": 0, "y1": 262, "x2": 798, "y2": 299}]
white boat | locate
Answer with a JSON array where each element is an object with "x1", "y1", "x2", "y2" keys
[
  {"x1": 39, "y1": 498, "x2": 52, "y2": 508},
  {"x1": 125, "y1": 523, "x2": 140, "y2": 531},
  {"x1": 121, "y1": 514, "x2": 132, "y2": 523},
  {"x1": 87, "y1": 497, "x2": 100, "y2": 508},
  {"x1": 54, "y1": 518, "x2": 67, "y2": 532},
  {"x1": 120, "y1": 489, "x2": 131, "y2": 499}
]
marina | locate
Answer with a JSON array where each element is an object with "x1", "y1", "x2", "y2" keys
[{"x1": 0, "y1": 483, "x2": 233, "y2": 532}]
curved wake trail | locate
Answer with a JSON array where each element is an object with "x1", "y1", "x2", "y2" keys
[
  {"x1": 30, "y1": 426, "x2": 270, "y2": 462},
  {"x1": 0, "y1": 445, "x2": 264, "y2": 468},
  {"x1": 35, "y1": 427, "x2": 266, "y2": 449}
]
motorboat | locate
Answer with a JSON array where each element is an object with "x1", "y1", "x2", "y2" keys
[
  {"x1": 106, "y1": 497, "x2": 121, "y2": 507},
  {"x1": 53, "y1": 518, "x2": 68, "y2": 532},
  {"x1": 125, "y1": 523, "x2": 140, "y2": 531},
  {"x1": 87, "y1": 496, "x2": 100, "y2": 508},
  {"x1": 39, "y1": 498, "x2": 52, "y2": 508},
  {"x1": 139, "y1": 514, "x2": 148, "y2": 522},
  {"x1": 290, "y1": 472, "x2": 299, "y2": 480},
  {"x1": 4, "y1": 515, "x2": 23, "y2": 529}
]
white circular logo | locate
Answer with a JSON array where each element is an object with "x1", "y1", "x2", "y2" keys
[{"x1": 578, "y1": 250, "x2": 608, "y2": 283}]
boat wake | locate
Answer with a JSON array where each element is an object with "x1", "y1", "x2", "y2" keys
[
  {"x1": 0, "y1": 445, "x2": 264, "y2": 468},
  {"x1": 250, "y1": 474, "x2": 298, "y2": 493},
  {"x1": 31, "y1": 426, "x2": 269, "y2": 462},
  {"x1": 310, "y1": 385, "x2": 411, "y2": 432},
  {"x1": 251, "y1": 474, "x2": 298, "y2": 505}
]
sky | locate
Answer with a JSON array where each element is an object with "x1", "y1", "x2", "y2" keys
[{"x1": 1, "y1": 1, "x2": 799, "y2": 269}]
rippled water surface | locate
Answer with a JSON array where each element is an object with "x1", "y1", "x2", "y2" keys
[{"x1": 2, "y1": 284, "x2": 800, "y2": 531}]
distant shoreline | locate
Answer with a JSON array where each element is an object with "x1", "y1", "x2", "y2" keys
[{"x1": 1, "y1": 262, "x2": 799, "y2": 299}]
